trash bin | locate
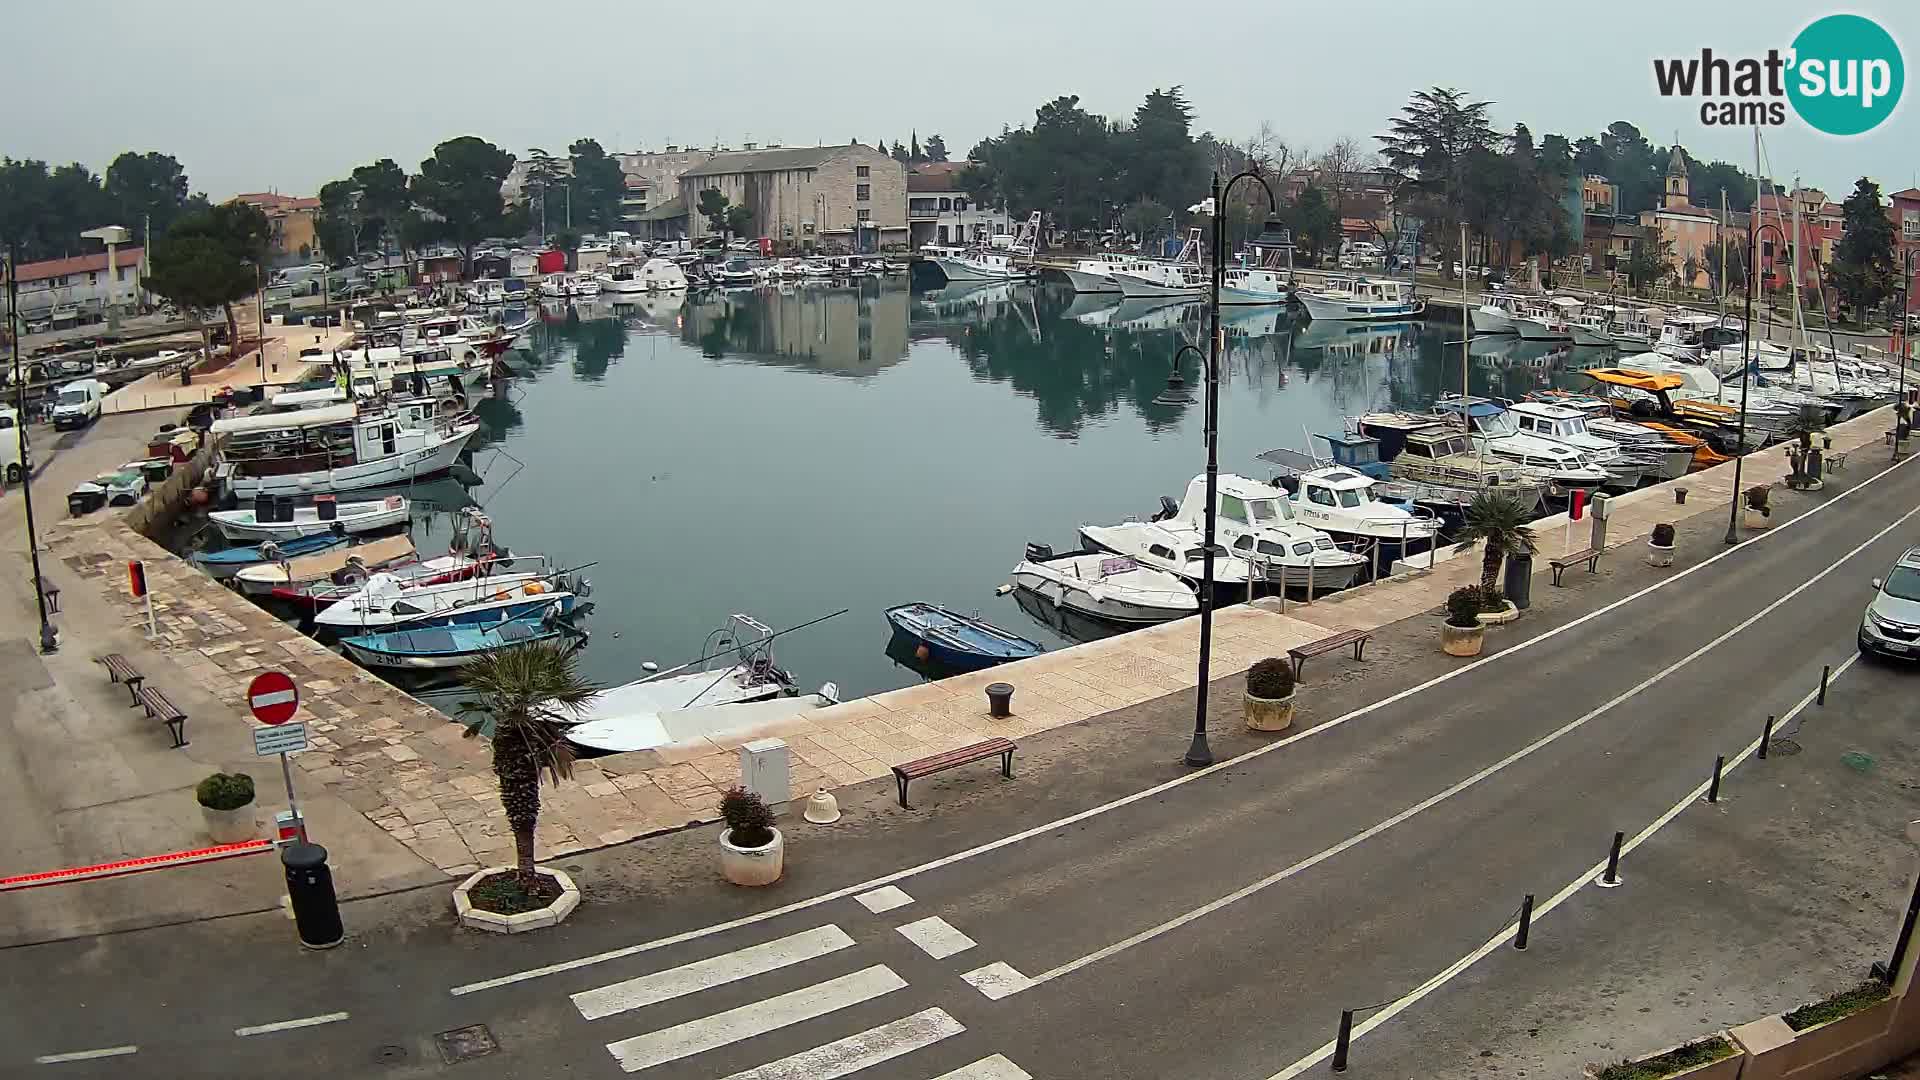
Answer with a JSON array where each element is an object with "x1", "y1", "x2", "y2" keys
[
  {"x1": 140, "y1": 459, "x2": 172, "y2": 485},
  {"x1": 281, "y1": 842, "x2": 343, "y2": 949},
  {"x1": 1503, "y1": 552, "x2": 1533, "y2": 610}
]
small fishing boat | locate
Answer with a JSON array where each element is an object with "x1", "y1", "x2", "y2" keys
[
  {"x1": 1293, "y1": 275, "x2": 1424, "y2": 321},
  {"x1": 568, "y1": 614, "x2": 798, "y2": 746},
  {"x1": 1257, "y1": 448, "x2": 1442, "y2": 569},
  {"x1": 1219, "y1": 266, "x2": 1289, "y2": 305},
  {"x1": 1009, "y1": 545, "x2": 1198, "y2": 625},
  {"x1": 191, "y1": 532, "x2": 351, "y2": 581},
  {"x1": 1076, "y1": 520, "x2": 1258, "y2": 588},
  {"x1": 208, "y1": 495, "x2": 410, "y2": 542},
  {"x1": 1064, "y1": 252, "x2": 1147, "y2": 294},
  {"x1": 1157, "y1": 474, "x2": 1369, "y2": 592},
  {"x1": 274, "y1": 551, "x2": 498, "y2": 610},
  {"x1": 233, "y1": 533, "x2": 418, "y2": 597},
  {"x1": 339, "y1": 605, "x2": 570, "y2": 671},
  {"x1": 312, "y1": 567, "x2": 581, "y2": 633},
  {"x1": 884, "y1": 603, "x2": 1043, "y2": 672},
  {"x1": 567, "y1": 686, "x2": 841, "y2": 755},
  {"x1": 1113, "y1": 230, "x2": 1207, "y2": 299}
]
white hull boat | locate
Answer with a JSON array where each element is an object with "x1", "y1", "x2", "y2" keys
[
  {"x1": 1010, "y1": 546, "x2": 1198, "y2": 624},
  {"x1": 1063, "y1": 267, "x2": 1123, "y2": 294},
  {"x1": 1295, "y1": 277, "x2": 1424, "y2": 321},
  {"x1": 566, "y1": 687, "x2": 839, "y2": 755},
  {"x1": 1162, "y1": 474, "x2": 1368, "y2": 592},
  {"x1": 1078, "y1": 520, "x2": 1256, "y2": 587},
  {"x1": 313, "y1": 569, "x2": 572, "y2": 632},
  {"x1": 1219, "y1": 267, "x2": 1289, "y2": 305},
  {"x1": 226, "y1": 423, "x2": 477, "y2": 498},
  {"x1": 210, "y1": 496, "x2": 410, "y2": 542}
]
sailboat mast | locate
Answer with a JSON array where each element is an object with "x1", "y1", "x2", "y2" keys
[
  {"x1": 1790, "y1": 179, "x2": 1805, "y2": 355},
  {"x1": 1459, "y1": 222, "x2": 1470, "y2": 431}
]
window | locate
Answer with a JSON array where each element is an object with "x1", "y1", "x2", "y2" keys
[
  {"x1": 803, "y1": 222, "x2": 816, "y2": 235},
  {"x1": 1904, "y1": 211, "x2": 1920, "y2": 241},
  {"x1": 1307, "y1": 485, "x2": 1337, "y2": 507},
  {"x1": 939, "y1": 198, "x2": 952, "y2": 212},
  {"x1": 1148, "y1": 544, "x2": 1174, "y2": 559},
  {"x1": 88, "y1": 272, "x2": 99, "y2": 285},
  {"x1": 1249, "y1": 498, "x2": 1280, "y2": 523},
  {"x1": 856, "y1": 209, "x2": 871, "y2": 223},
  {"x1": 1233, "y1": 536, "x2": 1254, "y2": 552},
  {"x1": 1291, "y1": 542, "x2": 1315, "y2": 556},
  {"x1": 955, "y1": 198, "x2": 968, "y2": 212},
  {"x1": 1220, "y1": 494, "x2": 1249, "y2": 523},
  {"x1": 856, "y1": 184, "x2": 870, "y2": 201},
  {"x1": 1336, "y1": 489, "x2": 1362, "y2": 508},
  {"x1": 856, "y1": 165, "x2": 869, "y2": 178}
]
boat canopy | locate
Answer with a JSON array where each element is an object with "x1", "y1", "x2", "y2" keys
[
  {"x1": 1549, "y1": 297, "x2": 1584, "y2": 309},
  {"x1": 212, "y1": 402, "x2": 358, "y2": 434},
  {"x1": 1582, "y1": 368, "x2": 1684, "y2": 392}
]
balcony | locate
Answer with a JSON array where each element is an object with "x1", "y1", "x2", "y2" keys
[{"x1": 909, "y1": 207, "x2": 942, "y2": 219}]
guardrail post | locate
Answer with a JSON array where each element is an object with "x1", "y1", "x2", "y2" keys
[
  {"x1": 1818, "y1": 664, "x2": 1830, "y2": 705},
  {"x1": 1760, "y1": 714, "x2": 1773, "y2": 759},
  {"x1": 1707, "y1": 755, "x2": 1724, "y2": 803},
  {"x1": 1598, "y1": 831, "x2": 1624, "y2": 888},
  {"x1": 1514, "y1": 893, "x2": 1534, "y2": 950},
  {"x1": 1331, "y1": 1009, "x2": 1354, "y2": 1072}
]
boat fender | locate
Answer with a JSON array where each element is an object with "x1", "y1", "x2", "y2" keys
[
  {"x1": 994, "y1": 583, "x2": 1014, "y2": 596},
  {"x1": 523, "y1": 581, "x2": 547, "y2": 595},
  {"x1": 914, "y1": 644, "x2": 931, "y2": 662}
]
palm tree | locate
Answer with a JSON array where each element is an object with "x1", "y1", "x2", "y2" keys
[
  {"x1": 457, "y1": 640, "x2": 600, "y2": 881},
  {"x1": 1453, "y1": 492, "x2": 1539, "y2": 594}
]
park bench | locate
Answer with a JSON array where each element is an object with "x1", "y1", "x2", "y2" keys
[
  {"x1": 97, "y1": 653, "x2": 145, "y2": 705},
  {"x1": 1287, "y1": 628, "x2": 1374, "y2": 680},
  {"x1": 1548, "y1": 548, "x2": 1602, "y2": 586},
  {"x1": 1827, "y1": 449, "x2": 1850, "y2": 472},
  {"x1": 892, "y1": 737, "x2": 1016, "y2": 809},
  {"x1": 134, "y1": 685, "x2": 189, "y2": 748}
]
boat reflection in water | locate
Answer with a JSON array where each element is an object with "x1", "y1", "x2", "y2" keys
[{"x1": 1008, "y1": 584, "x2": 1132, "y2": 645}]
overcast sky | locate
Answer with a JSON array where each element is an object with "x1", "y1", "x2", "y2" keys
[{"x1": 3, "y1": 0, "x2": 1912, "y2": 201}]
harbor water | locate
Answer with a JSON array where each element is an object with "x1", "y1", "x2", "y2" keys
[{"x1": 401, "y1": 280, "x2": 1606, "y2": 701}]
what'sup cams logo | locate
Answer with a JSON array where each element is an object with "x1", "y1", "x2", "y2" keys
[{"x1": 1653, "y1": 13, "x2": 1903, "y2": 135}]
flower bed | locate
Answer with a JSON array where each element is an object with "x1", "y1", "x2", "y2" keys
[
  {"x1": 1592, "y1": 1036, "x2": 1735, "y2": 1080},
  {"x1": 1782, "y1": 981, "x2": 1889, "y2": 1031},
  {"x1": 467, "y1": 870, "x2": 563, "y2": 915}
]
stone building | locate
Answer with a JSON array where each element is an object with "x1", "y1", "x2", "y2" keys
[
  {"x1": 678, "y1": 144, "x2": 907, "y2": 252},
  {"x1": 1636, "y1": 147, "x2": 1731, "y2": 289}
]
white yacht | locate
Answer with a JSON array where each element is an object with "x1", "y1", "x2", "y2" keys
[
  {"x1": 1470, "y1": 292, "x2": 1524, "y2": 335},
  {"x1": 1257, "y1": 448, "x2": 1442, "y2": 567},
  {"x1": 1512, "y1": 298, "x2": 1572, "y2": 342},
  {"x1": 1064, "y1": 252, "x2": 1149, "y2": 294},
  {"x1": 1505, "y1": 399, "x2": 1663, "y2": 489},
  {"x1": 212, "y1": 400, "x2": 479, "y2": 497},
  {"x1": 1009, "y1": 544, "x2": 1199, "y2": 624},
  {"x1": 1077, "y1": 520, "x2": 1257, "y2": 588},
  {"x1": 1294, "y1": 276, "x2": 1424, "y2": 321},
  {"x1": 1113, "y1": 230, "x2": 1207, "y2": 299},
  {"x1": 597, "y1": 259, "x2": 650, "y2": 295},
  {"x1": 1430, "y1": 396, "x2": 1611, "y2": 496},
  {"x1": 1161, "y1": 474, "x2": 1368, "y2": 593}
]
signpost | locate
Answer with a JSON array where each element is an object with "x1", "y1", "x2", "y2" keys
[{"x1": 248, "y1": 672, "x2": 307, "y2": 844}]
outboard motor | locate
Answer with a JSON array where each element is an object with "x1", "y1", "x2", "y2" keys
[
  {"x1": 1024, "y1": 542, "x2": 1054, "y2": 562},
  {"x1": 1151, "y1": 495, "x2": 1178, "y2": 522},
  {"x1": 253, "y1": 492, "x2": 275, "y2": 521}
]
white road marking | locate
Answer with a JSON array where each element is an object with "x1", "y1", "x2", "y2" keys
[
  {"x1": 33, "y1": 1046, "x2": 138, "y2": 1064},
  {"x1": 233, "y1": 1011, "x2": 350, "y2": 1036},
  {"x1": 855, "y1": 885, "x2": 914, "y2": 913},
  {"x1": 1007, "y1": 498, "x2": 1920, "y2": 994},
  {"x1": 896, "y1": 916, "x2": 976, "y2": 959},
  {"x1": 573, "y1": 925, "x2": 855, "y2": 1021},
  {"x1": 932, "y1": 1055, "x2": 1037, "y2": 1080},
  {"x1": 604, "y1": 964, "x2": 905, "y2": 1073},
  {"x1": 448, "y1": 445, "x2": 1917, "y2": 997},
  {"x1": 1264, "y1": 653, "x2": 1859, "y2": 1079},
  {"x1": 716, "y1": 1007, "x2": 963, "y2": 1080},
  {"x1": 960, "y1": 962, "x2": 1034, "y2": 1000}
]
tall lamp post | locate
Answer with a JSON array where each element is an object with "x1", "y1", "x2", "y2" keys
[
  {"x1": 6, "y1": 242, "x2": 58, "y2": 653},
  {"x1": 1179, "y1": 168, "x2": 1277, "y2": 768},
  {"x1": 1894, "y1": 250, "x2": 1913, "y2": 463},
  {"x1": 1724, "y1": 217, "x2": 1786, "y2": 546}
]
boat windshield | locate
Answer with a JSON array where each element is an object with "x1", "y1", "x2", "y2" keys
[
  {"x1": 1478, "y1": 411, "x2": 1519, "y2": 436},
  {"x1": 1884, "y1": 567, "x2": 1920, "y2": 602},
  {"x1": 1248, "y1": 498, "x2": 1289, "y2": 524},
  {"x1": 1336, "y1": 489, "x2": 1363, "y2": 508}
]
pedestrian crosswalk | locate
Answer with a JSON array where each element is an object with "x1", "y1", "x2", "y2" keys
[{"x1": 574, "y1": 911, "x2": 1036, "y2": 1077}]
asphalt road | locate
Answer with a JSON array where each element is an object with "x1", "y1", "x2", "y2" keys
[{"x1": 6, "y1": 449, "x2": 1920, "y2": 1080}]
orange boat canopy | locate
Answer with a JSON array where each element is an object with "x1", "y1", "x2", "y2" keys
[{"x1": 1583, "y1": 368, "x2": 1685, "y2": 393}]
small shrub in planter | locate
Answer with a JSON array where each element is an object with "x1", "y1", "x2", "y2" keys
[
  {"x1": 196, "y1": 772, "x2": 255, "y2": 811},
  {"x1": 1744, "y1": 485, "x2": 1771, "y2": 514},
  {"x1": 1647, "y1": 523, "x2": 1677, "y2": 567},
  {"x1": 718, "y1": 787, "x2": 783, "y2": 886},
  {"x1": 1442, "y1": 586, "x2": 1488, "y2": 656},
  {"x1": 1651, "y1": 523, "x2": 1675, "y2": 546},
  {"x1": 721, "y1": 787, "x2": 775, "y2": 848},
  {"x1": 1244, "y1": 657, "x2": 1297, "y2": 732},
  {"x1": 1782, "y1": 980, "x2": 1888, "y2": 1031},
  {"x1": 1592, "y1": 1035, "x2": 1736, "y2": 1080}
]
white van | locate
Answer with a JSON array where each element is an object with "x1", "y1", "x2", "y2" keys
[
  {"x1": 0, "y1": 405, "x2": 30, "y2": 483},
  {"x1": 50, "y1": 379, "x2": 107, "y2": 431}
]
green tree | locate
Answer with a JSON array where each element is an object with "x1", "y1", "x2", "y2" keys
[
  {"x1": 1377, "y1": 86, "x2": 1497, "y2": 270},
  {"x1": 1120, "y1": 197, "x2": 1172, "y2": 249},
  {"x1": 409, "y1": 137, "x2": 516, "y2": 272},
  {"x1": 1831, "y1": 177, "x2": 1898, "y2": 318},
  {"x1": 522, "y1": 147, "x2": 566, "y2": 237},
  {"x1": 552, "y1": 229, "x2": 582, "y2": 268},
  {"x1": 697, "y1": 188, "x2": 731, "y2": 238},
  {"x1": 1286, "y1": 185, "x2": 1338, "y2": 264},
  {"x1": 1453, "y1": 492, "x2": 1538, "y2": 595},
  {"x1": 314, "y1": 179, "x2": 360, "y2": 264},
  {"x1": 890, "y1": 141, "x2": 911, "y2": 163},
  {"x1": 1625, "y1": 232, "x2": 1674, "y2": 293},
  {"x1": 568, "y1": 138, "x2": 625, "y2": 233},
  {"x1": 724, "y1": 204, "x2": 754, "y2": 240},
  {"x1": 910, "y1": 132, "x2": 924, "y2": 163},
  {"x1": 456, "y1": 641, "x2": 601, "y2": 881},
  {"x1": 105, "y1": 152, "x2": 191, "y2": 245},
  {"x1": 349, "y1": 158, "x2": 410, "y2": 251},
  {"x1": 1124, "y1": 87, "x2": 1204, "y2": 220},
  {"x1": 1702, "y1": 236, "x2": 1746, "y2": 296},
  {"x1": 923, "y1": 134, "x2": 949, "y2": 163},
  {"x1": 143, "y1": 202, "x2": 270, "y2": 354}
]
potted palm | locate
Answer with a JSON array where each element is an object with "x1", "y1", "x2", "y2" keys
[
  {"x1": 452, "y1": 640, "x2": 599, "y2": 932},
  {"x1": 196, "y1": 772, "x2": 257, "y2": 843},
  {"x1": 1454, "y1": 492, "x2": 1536, "y2": 623},
  {"x1": 1442, "y1": 586, "x2": 1488, "y2": 656},
  {"x1": 719, "y1": 787, "x2": 783, "y2": 886},
  {"x1": 1647, "y1": 523, "x2": 1676, "y2": 567},
  {"x1": 1743, "y1": 484, "x2": 1772, "y2": 530},
  {"x1": 1243, "y1": 657, "x2": 1296, "y2": 733}
]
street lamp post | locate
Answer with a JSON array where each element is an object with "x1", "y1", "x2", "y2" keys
[
  {"x1": 6, "y1": 242, "x2": 57, "y2": 653},
  {"x1": 1182, "y1": 168, "x2": 1277, "y2": 769},
  {"x1": 1894, "y1": 250, "x2": 1913, "y2": 463},
  {"x1": 1725, "y1": 218, "x2": 1786, "y2": 546}
]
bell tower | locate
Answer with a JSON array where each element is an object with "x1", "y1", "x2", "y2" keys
[{"x1": 1664, "y1": 146, "x2": 1691, "y2": 209}]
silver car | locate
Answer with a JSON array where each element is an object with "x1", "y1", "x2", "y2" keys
[{"x1": 1859, "y1": 548, "x2": 1920, "y2": 659}]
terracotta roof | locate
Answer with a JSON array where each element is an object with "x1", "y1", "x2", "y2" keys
[
  {"x1": 3, "y1": 247, "x2": 146, "y2": 283},
  {"x1": 909, "y1": 165, "x2": 969, "y2": 193},
  {"x1": 1890, "y1": 188, "x2": 1920, "y2": 201}
]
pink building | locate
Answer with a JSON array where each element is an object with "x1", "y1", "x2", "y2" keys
[{"x1": 1637, "y1": 147, "x2": 1726, "y2": 289}]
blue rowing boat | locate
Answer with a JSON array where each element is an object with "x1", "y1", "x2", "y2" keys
[
  {"x1": 190, "y1": 533, "x2": 351, "y2": 580},
  {"x1": 339, "y1": 605, "x2": 571, "y2": 671},
  {"x1": 884, "y1": 602, "x2": 1043, "y2": 673}
]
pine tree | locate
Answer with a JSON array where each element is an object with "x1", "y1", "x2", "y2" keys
[{"x1": 1831, "y1": 177, "x2": 1898, "y2": 318}]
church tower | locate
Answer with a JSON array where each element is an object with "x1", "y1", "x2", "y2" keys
[{"x1": 1664, "y1": 146, "x2": 1691, "y2": 209}]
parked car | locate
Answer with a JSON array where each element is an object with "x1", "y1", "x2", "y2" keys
[
  {"x1": 0, "y1": 405, "x2": 31, "y2": 483},
  {"x1": 1860, "y1": 546, "x2": 1920, "y2": 659},
  {"x1": 50, "y1": 379, "x2": 107, "y2": 430}
]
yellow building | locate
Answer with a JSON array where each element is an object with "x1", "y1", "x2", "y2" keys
[{"x1": 233, "y1": 192, "x2": 322, "y2": 263}]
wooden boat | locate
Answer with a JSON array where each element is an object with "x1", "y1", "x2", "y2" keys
[
  {"x1": 339, "y1": 606, "x2": 568, "y2": 671},
  {"x1": 885, "y1": 602, "x2": 1043, "y2": 672},
  {"x1": 209, "y1": 495, "x2": 410, "y2": 541},
  {"x1": 233, "y1": 534, "x2": 417, "y2": 596},
  {"x1": 191, "y1": 533, "x2": 351, "y2": 581}
]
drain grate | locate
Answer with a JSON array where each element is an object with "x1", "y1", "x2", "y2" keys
[
  {"x1": 434, "y1": 1024, "x2": 500, "y2": 1065},
  {"x1": 373, "y1": 1045, "x2": 408, "y2": 1065}
]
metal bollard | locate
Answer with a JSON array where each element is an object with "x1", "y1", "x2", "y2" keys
[
  {"x1": 1598, "y1": 831, "x2": 1624, "y2": 888},
  {"x1": 282, "y1": 842, "x2": 344, "y2": 949},
  {"x1": 1818, "y1": 664, "x2": 1830, "y2": 705},
  {"x1": 1331, "y1": 1009, "x2": 1354, "y2": 1072},
  {"x1": 1707, "y1": 755, "x2": 1724, "y2": 803},
  {"x1": 1760, "y1": 715, "x2": 1773, "y2": 759},
  {"x1": 1307, "y1": 552, "x2": 1317, "y2": 604},
  {"x1": 1514, "y1": 893, "x2": 1534, "y2": 951}
]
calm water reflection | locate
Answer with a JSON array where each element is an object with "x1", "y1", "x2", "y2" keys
[{"x1": 430, "y1": 282, "x2": 1605, "y2": 700}]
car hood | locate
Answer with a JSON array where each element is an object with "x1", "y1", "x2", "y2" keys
[{"x1": 1868, "y1": 591, "x2": 1920, "y2": 627}]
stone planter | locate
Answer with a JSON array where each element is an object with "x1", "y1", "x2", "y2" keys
[
  {"x1": 1580, "y1": 1033, "x2": 1741, "y2": 1080},
  {"x1": 1441, "y1": 621, "x2": 1485, "y2": 657},
  {"x1": 453, "y1": 866, "x2": 581, "y2": 933},
  {"x1": 1646, "y1": 541, "x2": 1675, "y2": 567},
  {"x1": 1743, "y1": 508, "x2": 1773, "y2": 530},
  {"x1": 1244, "y1": 689, "x2": 1295, "y2": 733},
  {"x1": 1477, "y1": 601, "x2": 1520, "y2": 626},
  {"x1": 200, "y1": 801, "x2": 257, "y2": 844},
  {"x1": 719, "y1": 827, "x2": 784, "y2": 886}
]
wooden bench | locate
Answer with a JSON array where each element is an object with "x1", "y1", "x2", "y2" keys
[
  {"x1": 892, "y1": 737, "x2": 1016, "y2": 809},
  {"x1": 1287, "y1": 628, "x2": 1374, "y2": 679},
  {"x1": 97, "y1": 653, "x2": 145, "y2": 705},
  {"x1": 1827, "y1": 449, "x2": 1850, "y2": 472},
  {"x1": 134, "y1": 685, "x2": 189, "y2": 748},
  {"x1": 1548, "y1": 548, "x2": 1602, "y2": 586}
]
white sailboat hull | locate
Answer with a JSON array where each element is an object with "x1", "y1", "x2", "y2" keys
[{"x1": 226, "y1": 422, "x2": 478, "y2": 497}]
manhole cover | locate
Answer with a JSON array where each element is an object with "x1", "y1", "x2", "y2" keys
[
  {"x1": 373, "y1": 1045, "x2": 408, "y2": 1064},
  {"x1": 434, "y1": 1025, "x2": 500, "y2": 1065}
]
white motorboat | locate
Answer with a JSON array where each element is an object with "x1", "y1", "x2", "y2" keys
[
  {"x1": 1470, "y1": 292, "x2": 1523, "y2": 335},
  {"x1": 565, "y1": 614, "x2": 797, "y2": 749},
  {"x1": 231, "y1": 533, "x2": 418, "y2": 596},
  {"x1": 1512, "y1": 298, "x2": 1572, "y2": 342},
  {"x1": 465, "y1": 279, "x2": 506, "y2": 305},
  {"x1": 1009, "y1": 545, "x2": 1199, "y2": 624},
  {"x1": 566, "y1": 687, "x2": 840, "y2": 755},
  {"x1": 1160, "y1": 474, "x2": 1368, "y2": 592},
  {"x1": 715, "y1": 257, "x2": 759, "y2": 286},
  {"x1": 1431, "y1": 395, "x2": 1611, "y2": 496},
  {"x1": 1113, "y1": 229, "x2": 1207, "y2": 299},
  {"x1": 1333, "y1": 422, "x2": 1549, "y2": 524},
  {"x1": 1219, "y1": 266, "x2": 1289, "y2": 305},
  {"x1": 1077, "y1": 520, "x2": 1257, "y2": 587},
  {"x1": 1520, "y1": 393, "x2": 1697, "y2": 481},
  {"x1": 538, "y1": 273, "x2": 571, "y2": 299},
  {"x1": 1257, "y1": 449, "x2": 1442, "y2": 567},
  {"x1": 1652, "y1": 312, "x2": 1727, "y2": 359},
  {"x1": 1294, "y1": 276, "x2": 1424, "y2": 321},
  {"x1": 313, "y1": 566, "x2": 578, "y2": 633},
  {"x1": 634, "y1": 257, "x2": 688, "y2": 292},
  {"x1": 1505, "y1": 399, "x2": 1663, "y2": 489},
  {"x1": 209, "y1": 495, "x2": 410, "y2": 542},
  {"x1": 1615, "y1": 352, "x2": 1812, "y2": 441},
  {"x1": 1600, "y1": 304, "x2": 1659, "y2": 349},
  {"x1": 1555, "y1": 298, "x2": 1613, "y2": 347},
  {"x1": 1064, "y1": 252, "x2": 1147, "y2": 294},
  {"x1": 597, "y1": 259, "x2": 651, "y2": 295},
  {"x1": 212, "y1": 399, "x2": 479, "y2": 497}
]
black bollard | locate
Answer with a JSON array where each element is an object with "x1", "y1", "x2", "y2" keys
[
  {"x1": 282, "y1": 842, "x2": 344, "y2": 949},
  {"x1": 986, "y1": 682, "x2": 1014, "y2": 719},
  {"x1": 1819, "y1": 664, "x2": 1831, "y2": 705},
  {"x1": 1760, "y1": 715, "x2": 1773, "y2": 759},
  {"x1": 1331, "y1": 1009, "x2": 1354, "y2": 1072},
  {"x1": 1515, "y1": 893, "x2": 1534, "y2": 951},
  {"x1": 1599, "y1": 831, "x2": 1624, "y2": 888},
  {"x1": 1707, "y1": 755, "x2": 1724, "y2": 803}
]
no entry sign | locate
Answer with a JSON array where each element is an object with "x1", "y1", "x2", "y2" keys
[{"x1": 247, "y1": 671, "x2": 299, "y2": 725}]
